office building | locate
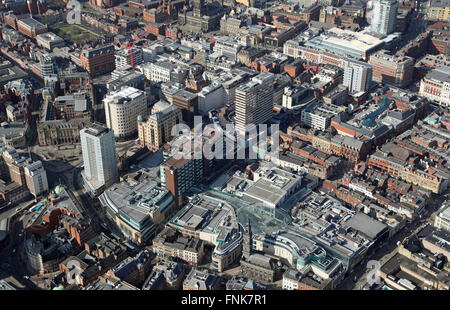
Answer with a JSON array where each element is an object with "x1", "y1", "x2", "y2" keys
[
  {"x1": 115, "y1": 47, "x2": 143, "y2": 70},
  {"x1": 36, "y1": 32, "x2": 65, "y2": 51},
  {"x1": 80, "y1": 45, "x2": 115, "y2": 76},
  {"x1": 235, "y1": 72, "x2": 275, "y2": 135},
  {"x1": 369, "y1": 50, "x2": 414, "y2": 87},
  {"x1": 24, "y1": 161, "x2": 48, "y2": 198},
  {"x1": 301, "y1": 101, "x2": 342, "y2": 131},
  {"x1": 160, "y1": 153, "x2": 203, "y2": 206},
  {"x1": 371, "y1": 0, "x2": 398, "y2": 35},
  {"x1": 137, "y1": 101, "x2": 182, "y2": 151},
  {"x1": 343, "y1": 59, "x2": 373, "y2": 93},
  {"x1": 104, "y1": 86, "x2": 147, "y2": 139},
  {"x1": 80, "y1": 124, "x2": 118, "y2": 197},
  {"x1": 197, "y1": 82, "x2": 225, "y2": 115},
  {"x1": 172, "y1": 89, "x2": 198, "y2": 125},
  {"x1": 153, "y1": 227, "x2": 205, "y2": 265}
]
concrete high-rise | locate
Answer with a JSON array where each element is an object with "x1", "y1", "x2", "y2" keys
[
  {"x1": 24, "y1": 161, "x2": 48, "y2": 198},
  {"x1": 104, "y1": 86, "x2": 147, "y2": 139},
  {"x1": 235, "y1": 72, "x2": 275, "y2": 135},
  {"x1": 343, "y1": 59, "x2": 373, "y2": 93},
  {"x1": 371, "y1": 0, "x2": 398, "y2": 35},
  {"x1": 80, "y1": 124, "x2": 118, "y2": 197}
]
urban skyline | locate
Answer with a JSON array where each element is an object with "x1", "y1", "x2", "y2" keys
[{"x1": 0, "y1": 0, "x2": 449, "y2": 294}]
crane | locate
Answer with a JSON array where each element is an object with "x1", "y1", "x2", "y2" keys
[{"x1": 123, "y1": 32, "x2": 147, "y2": 69}]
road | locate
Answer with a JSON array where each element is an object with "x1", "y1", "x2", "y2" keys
[
  {"x1": 336, "y1": 192, "x2": 447, "y2": 290},
  {"x1": 0, "y1": 212, "x2": 38, "y2": 289}
]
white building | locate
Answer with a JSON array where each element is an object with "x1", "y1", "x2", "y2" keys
[
  {"x1": 343, "y1": 59, "x2": 373, "y2": 93},
  {"x1": 434, "y1": 206, "x2": 450, "y2": 231},
  {"x1": 24, "y1": 161, "x2": 48, "y2": 198},
  {"x1": 197, "y1": 81, "x2": 225, "y2": 114},
  {"x1": 419, "y1": 66, "x2": 450, "y2": 107},
  {"x1": 140, "y1": 61, "x2": 177, "y2": 83},
  {"x1": 80, "y1": 124, "x2": 118, "y2": 197},
  {"x1": 282, "y1": 85, "x2": 313, "y2": 109},
  {"x1": 235, "y1": 72, "x2": 274, "y2": 135},
  {"x1": 371, "y1": 0, "x2": 398, "y2": 35},
  {"x1": 213, "y1": 36, "x2": 243, "y2": 61},
  {"x1": 115, "y1": 47, "x2": 143, "y2": 70},
  {"x1": 242, "y1": 165, "x2": 302, "y2": 209},
  {"x1": 222, "y1": 74, "x2": 248, "y2": 105},
  {"x1": 301, "y1": 101, "x2": 341, "y2": 131},
  {"x1": 36, "y1": 32, "x2": 65, "y2": 51},
  {"x1": 104, "y1": 86, "x2": 147, "y2": 139}
]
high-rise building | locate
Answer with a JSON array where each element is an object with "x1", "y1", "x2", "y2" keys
[
  {"x1": 104, "y1": 86, "x2": 147, "y2": 139},
  {"x1": 371, "y1": 0, "x2": 398, "y2": 35},
  {"x1": 80, "y1": 124, "x2": 118, "y2": 197},
  {"x1": 24, "y1": 161, "x2": 48, "y2": 198},
  {"x1": 160, "y1": 153, "x2": 203, "y2": 207},
  {"x1": 343, "y1": 59, "x2": 373, "y2": 93},
  {"x1": 235, "y1": 72, "x2": 275, "y2": 135}
]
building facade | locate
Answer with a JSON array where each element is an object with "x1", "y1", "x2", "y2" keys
[
  {"x1": 235, "y1": 72, "x2": 275, "y2": 135},
  {"x1": 137, "y1": 101, "x2": 182, "y2": 151},
  {"x1": 80, "y1": 124, "x2": 118, "y2": 197},
  {"x1": 419, "y1": 66, "x2": 450, "y2": 107},
  {"x1": 369, "y1": 50, "x2": 414, "y2": 88},
  {"x1": 80, "y1": 45, "x2": 115, "y2": 76},
  {"x1": 343, "y1": 59, "x2": 373, "y2": 93},
  {"x1": 104, "y1": 86, "x2": 147, "y2": 139},
  {"x1": 371, "y1": 0, "x2": 398, "y2": 35}
]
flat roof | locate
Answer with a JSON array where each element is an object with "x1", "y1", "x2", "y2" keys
[
  {"x1": 102, "y1": 175, "x2": 171, "y2": 226},
  {"x1": 345, "y1": 212, "x2": 388, "y2": 240}
]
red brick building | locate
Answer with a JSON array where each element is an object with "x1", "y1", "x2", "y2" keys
[{"x1": 80, "y1": 45, "x2": 115, "y2": 76}]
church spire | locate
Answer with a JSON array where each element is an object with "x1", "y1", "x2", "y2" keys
[{"x1": 242, "y1": 217, "x2": 253, "y2": 260}]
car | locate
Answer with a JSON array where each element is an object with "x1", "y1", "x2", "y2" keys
[
  {"x1": 16, "y1": 208, "x2": 21, "y2": 211},
  {"x1": 23, "y1": 276, "x2": 29, "y2": 280},
  {"x1": 12, "y1": 248, "x2": 16, "y2": 253}
]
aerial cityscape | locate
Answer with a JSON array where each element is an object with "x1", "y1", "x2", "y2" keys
[{"x1": 0, "y1": 0, "x2": 449, "y2": 293}]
